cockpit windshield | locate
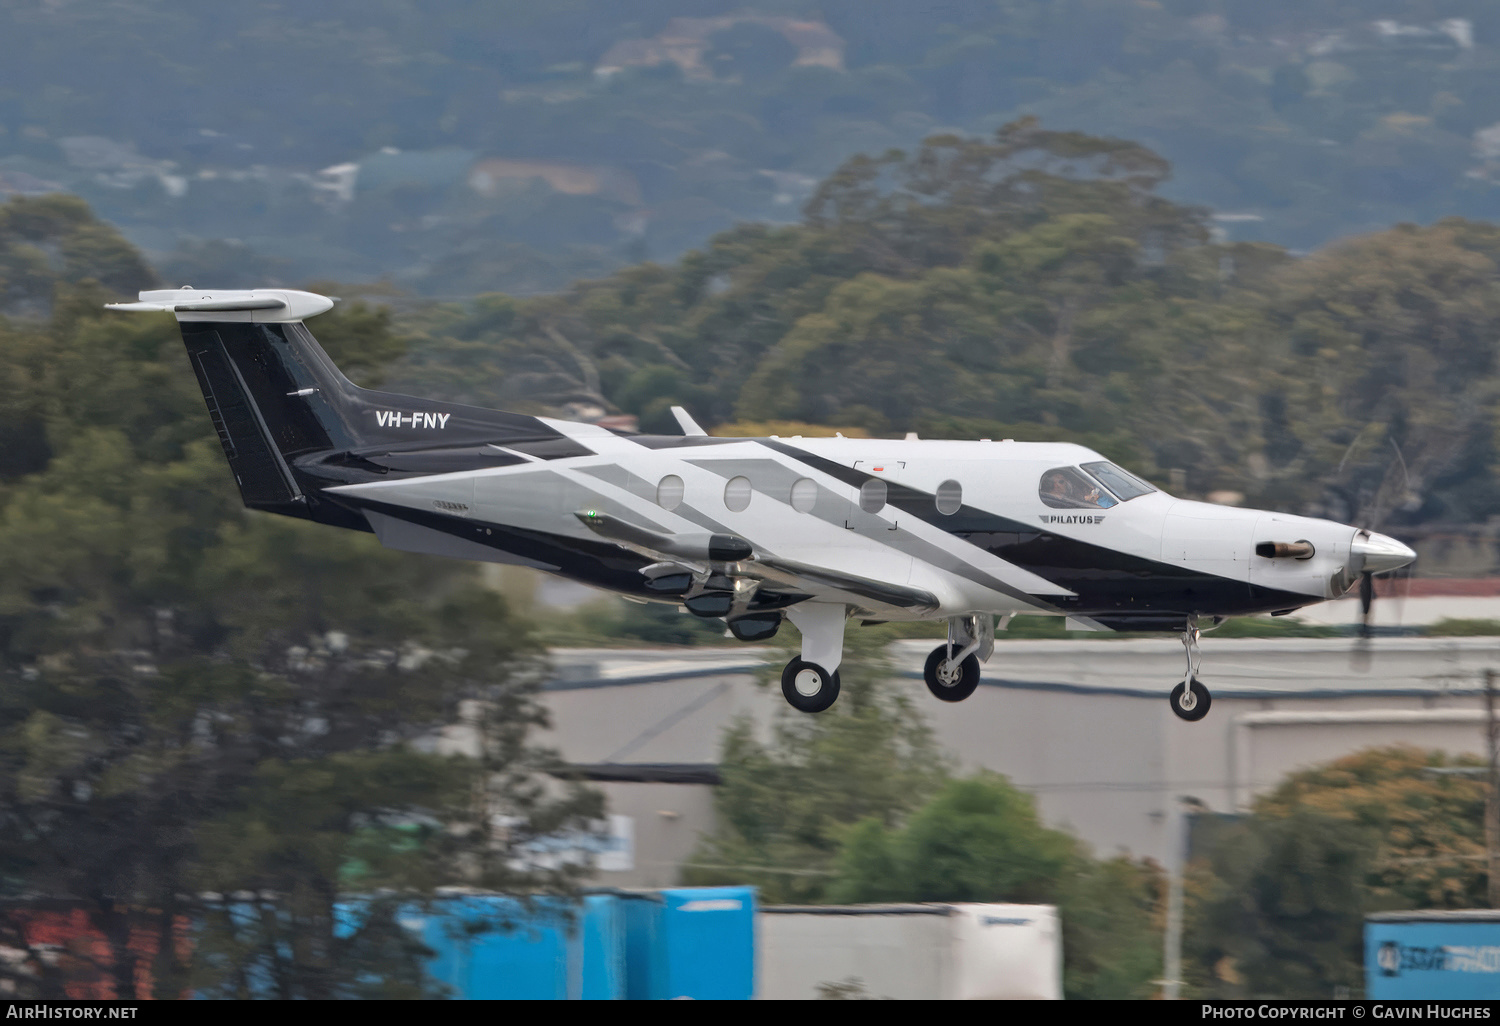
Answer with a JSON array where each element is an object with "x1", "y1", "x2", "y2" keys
[
  {"x1": 1080, "y1": 461, "x2": 1156, "y2": 501},
  {"x1": 1040, "y1": 467, "x2": 1117, "y2": 509}
]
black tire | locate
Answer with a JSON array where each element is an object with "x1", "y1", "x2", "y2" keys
[
  {"x1": 1169, "y1": 677, "x2": 1211, "y2": 722},
  {"x1": 780, "y1": 658, "x2": 841, "y2": 713},
  {"x1": 924, "y1": 645, "x2": 981, "y2": 702}
]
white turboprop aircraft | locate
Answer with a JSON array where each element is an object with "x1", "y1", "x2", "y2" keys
[{"x1": 109, "y1": 288, "x2": 1417, "y2": 720}]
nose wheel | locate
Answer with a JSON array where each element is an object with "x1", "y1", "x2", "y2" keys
[
  {"x1": 1169, "y1": 677, "x2": 1211, "y2": 721},
  {"x1": 1169, "y1": 625, "x2": 1212, "y2": 722}
]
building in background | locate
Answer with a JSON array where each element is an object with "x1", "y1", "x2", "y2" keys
[{"x1": 541, "y1": 637, "x2": 1500, "y2": 877}]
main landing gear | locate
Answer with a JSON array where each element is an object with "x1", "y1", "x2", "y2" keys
[
  {"x1": 781, "y1": 658, "x2": 840, "y2": 713},
  {"x1": 923, "y1": 613, "x2": 992, "y2": 703},
  {"x1": 1169, "y1": 624, "x2": 1212, "y2": 722},
  {"x1": 776, "y1": 608, "x2": 999, "y2": 713},
  {"x1": 779, "y1": 603, "x2": 847, "y2": 713}
]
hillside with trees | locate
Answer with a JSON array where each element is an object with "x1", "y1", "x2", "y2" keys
[
  {"x1": 387, "y1": 120, "x2": 1500, "y2": 533},
  {"x1": 6, "y1": 2, "x2": 1500, "y2": 294}
]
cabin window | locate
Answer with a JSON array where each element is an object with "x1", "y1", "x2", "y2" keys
[
  {"x1": 859, "y1": 479, "x2": 888, "y2": 514},
  {"x1": 724, "y1": 475, "x2": 752, "y2": 512},
  {"x1": 1080, "y1": 461, "x2": 1156, "y2": 501},
  {"x1": 1040, "y1": 467, "x2": 1117, "y2": 510},
  {"x1": 656, "y1": 474, "x2": 684, "y2": 511},
  {"x1": 935, "y1": 479, "x2": 963, "y2": 515},
  {"x1": 790, "y1": 477, "x2": 817, "y2": 513}
]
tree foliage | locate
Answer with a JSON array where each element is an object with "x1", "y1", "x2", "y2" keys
[
  {"x1": 831, "y1": 773, "x2": 1162, "y2": 1000},
  {"x1": 685, "y1": 621, "x2": 1161, "y2": 999},
  {"x1": 681, "y1": 633, "x2": 948, "y2": 904},
  {"x1": 9, "y1": 3, "x2": 1500, "y2": 292},
  {"x1": 1186, "y1": 746, "x2": 1491, "y2": 999},
  {"x1": 390, "y1": 120, "x2": 1500, "y2": 525},
  {"x1": 0, "y1": 211, "x2": 599, "y2": 998},
  {"x1": 1187, "y1": 809, "x2": 1371, "y2": 1000}
]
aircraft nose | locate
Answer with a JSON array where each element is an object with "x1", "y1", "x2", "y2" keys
[{"x1": 1351, "y1": 530, "x2": 1417, "y2": 575}]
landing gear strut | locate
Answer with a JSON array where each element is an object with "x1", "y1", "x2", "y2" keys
[{"x1": 1169, "y1": 624, "x2": 1211, "y2": 722}]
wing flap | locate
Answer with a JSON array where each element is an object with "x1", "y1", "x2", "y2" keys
[{"x1": 746, "y1": 556, "x2": 940, "y2": 614}]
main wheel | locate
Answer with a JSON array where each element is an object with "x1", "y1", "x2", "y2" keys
[
  {"x1": 781, "y1": 658, "x2": 841, "y2": 713},
  {"x1": 1169, "y1": 677, "x2": 1211, "y2": 722},
  {"x1": 924, "y1": 645, "x2": 981, "y2": 702}
]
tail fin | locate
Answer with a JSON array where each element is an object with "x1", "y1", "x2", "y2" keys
[{"x1": 108, "y1": 288, "x2": 555, "y2": 514}]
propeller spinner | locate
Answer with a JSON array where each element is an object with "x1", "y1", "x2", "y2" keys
[{"x1": 1349, "y1": 529, "x2": 1418, "y2": 668}]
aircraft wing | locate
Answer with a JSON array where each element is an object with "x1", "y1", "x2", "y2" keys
[
  {"x1": 740, "y1": 556, "x2": 940, "y2": 614},
  {"x1": 575, "y1": 509, "x2": 938, "y2": 615}
]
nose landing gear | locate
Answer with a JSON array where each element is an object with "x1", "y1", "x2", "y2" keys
[{"x1": 1169, "y1": 624, "x2": 1212, "y2": 722}]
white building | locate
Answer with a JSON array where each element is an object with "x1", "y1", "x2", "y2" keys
[{"x1": 540, "y1": 637, "x2": 1500, "y2": 883}]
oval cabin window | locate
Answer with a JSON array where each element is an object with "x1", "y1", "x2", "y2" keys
[
  {"x1": 790, "y1": 477, "x2": 817, "y2": 513},
  {"x1": 935, "y1": 479, "x2": 963, "y2": 515},
  {"x1": 724, "y1": 476, "x2": 752, "y2": 512},
  {"x1": 859, "y1": 479, "x2": 888, "y2": 514},
  {"x1": 656, "y1": 474, "x2": 684, "y2": 511}
]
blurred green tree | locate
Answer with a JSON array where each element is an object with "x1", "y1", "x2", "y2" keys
[
  {"x1": 680, "y1": 631, "x2": 948, "y2": 904},
  {"x1": 1258, "y1": 220, "x2": 1500, "y2": 526},
  {"x1": 1185, "y1": 746, "x2": 1490, "y2": 998},
  {"x1": 831, "y1": 773, "x2": 1163, "y2": 1000},
  {"x1": 0, "y1": 222, "x2": 599, "y2": 998},
  {"x1": 1185, "y1": 810, "x2": 1371, "y2": 999}
]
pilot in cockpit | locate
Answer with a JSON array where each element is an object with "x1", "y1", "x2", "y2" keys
[{"x1": 1040, "y1": 468, "x2": 1117, "y2": 510}]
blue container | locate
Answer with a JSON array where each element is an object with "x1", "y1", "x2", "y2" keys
[
  {"x1": 578, "y1": 894, "x2": 625, "y2": 1000},
  {"x1": 412, "y1": 894, "x2": 625, "y2": 1000},
  {"x1": 619, "y1": 892, "x2": 665, "y2": 1000},
  {"x1": 621, "y1": 887, "x2": 755, "y2": 1000},
  {"x1": 387, "y1": 886, "x2": 755, "y2": 999},
  {"x1": 1367, "y1": 911, "x2": 1500, "y2": 999}
]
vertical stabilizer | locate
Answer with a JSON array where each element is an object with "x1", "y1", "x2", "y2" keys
[{"x1": 107, "y1": 288, "x2": 560, "y2": 515}]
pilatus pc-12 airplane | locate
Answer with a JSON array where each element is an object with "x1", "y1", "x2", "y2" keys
[{"x1": 110, "y1": 287, "x2": 1417, "y2": 721}]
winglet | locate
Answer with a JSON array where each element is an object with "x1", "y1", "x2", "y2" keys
[{"x1": 670, "y1": 406, "x2": 707, "y2": 437}]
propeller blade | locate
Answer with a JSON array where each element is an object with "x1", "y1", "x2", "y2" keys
[{"x1": 1351, "y1": 570, "x2": 1376, "y2": 672}]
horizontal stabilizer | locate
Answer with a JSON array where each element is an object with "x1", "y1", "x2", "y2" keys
[
  {"x1": 105, "y1": 288, "x2": 334, "y2": 322},
  {"x1": 108, "y1": 298, "x2": 286, "y2": 313}
]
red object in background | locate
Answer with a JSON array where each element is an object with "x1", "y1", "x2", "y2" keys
[{"x1": 8, "y1": 906, "x2": 191, "y2": 999}]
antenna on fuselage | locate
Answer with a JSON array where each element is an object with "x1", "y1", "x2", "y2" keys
[{"x1": 670, "y1": 406, "x2": 707, "y2": 437}]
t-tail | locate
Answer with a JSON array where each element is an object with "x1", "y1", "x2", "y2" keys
[{"x1": 107, "y1": 287, "x2": 561, "y2": 528}]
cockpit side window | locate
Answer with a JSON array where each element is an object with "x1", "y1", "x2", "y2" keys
[
  {"x1": 1040, "y1": 467, "x2": 1118, "y2": 509},
  {"x1": 1080, "y1": 461, "x2": 1156, "y2": 502}
]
